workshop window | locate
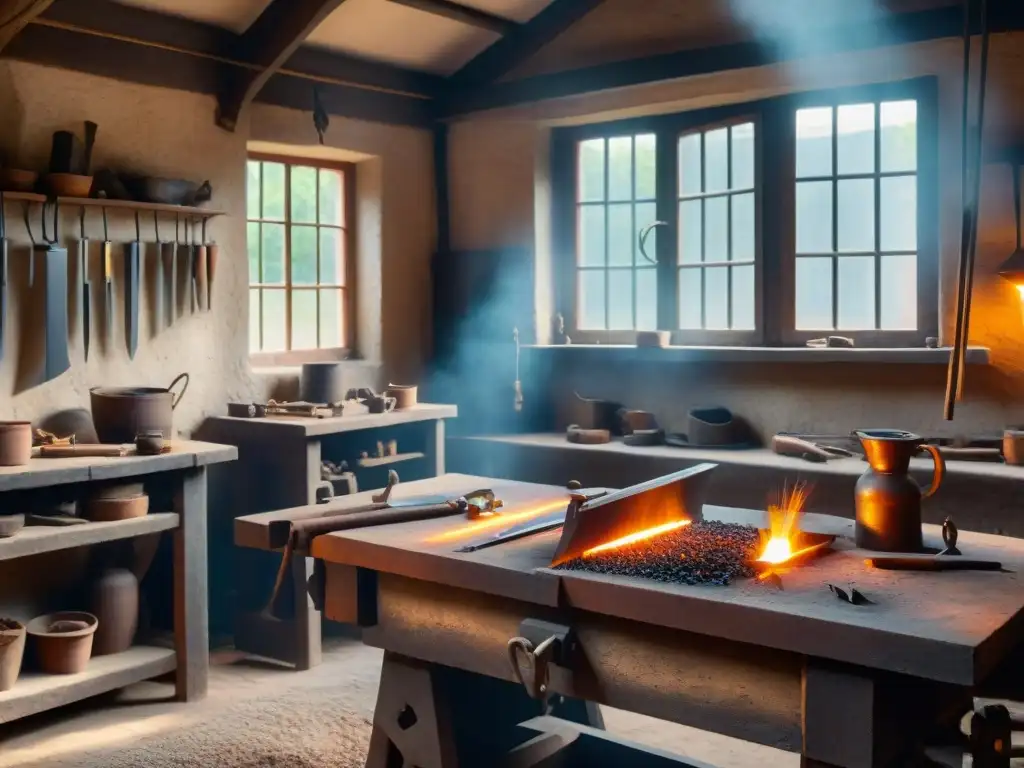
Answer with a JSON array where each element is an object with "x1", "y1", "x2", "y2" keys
[
  {"x1": 246, "y1": 154, "x2": 355, "y2": 365},
  {"x1": 552, "y1": 78, "x2": 938, "y2": 347}
]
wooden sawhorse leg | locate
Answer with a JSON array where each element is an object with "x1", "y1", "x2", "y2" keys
[{"x1": 174, "y1": 466, "x2": 209, "y2": 701}]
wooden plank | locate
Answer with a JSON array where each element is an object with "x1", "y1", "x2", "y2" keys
[
  {"x1": 386, "y1": 0, "x2": 517, "y2": 35},
  {"x1": 358, "y1": 451, "x2": 425, "y2": 468},
  {"x1": 0, "y1": 512, "x2": 178, "y2": 561},
  {"x1": 173, "y1": 467, "x2": 208, "y2": 701},
  {"x1": 360, "y1": 573, "x2": 805, "y2": 751},
  {"x1": 216, "y1": 0, "x2": 351, "y2": 131},
  {"x1": 439, "y1": 5, "x2": 1024, "y2": 116},
  {"x1": 208, "y1": 403, "x2": 458, "y2": 438},
  {"x1": 0, "y1": 440, "x2": 235, "y2": 492},
  {"x1": 0, "y1": 646, "x2": 175, "y2": 724},
  {"x1": 63, "y1": 196, "x2": 223, "y2": 218},
  {"x1": 445, "y1": 0, "x2": 607, "y2": 90},
  {"x1": 0, "y1": 0, "x2": 55, "y2": 53}
]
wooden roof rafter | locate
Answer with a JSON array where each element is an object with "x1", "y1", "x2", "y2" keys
[
  {"x1": 385, "y1": 0, "x2": 519, "y2": 35},
  {"x1": 0, "y1": 0, "x2": 55, "y2": 53}
]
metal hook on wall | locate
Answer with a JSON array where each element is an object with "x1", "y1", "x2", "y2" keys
[
  {"x1": 638, "y1": 221, "x2": 668, "y2": 265},
  {"x1": 40, "y1": 200, "x2": 59, "y2": 246}
]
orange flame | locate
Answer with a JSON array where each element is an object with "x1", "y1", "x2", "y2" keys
[
  {"x1": 757, "y1": 481, "x2": 811, "y2": 565},
  {"x1": 425, "y1": 499, "x2": 567, "y2": 543},
  {"x1": 582, "y1": 520, "x2": 691, "y2": 558}
]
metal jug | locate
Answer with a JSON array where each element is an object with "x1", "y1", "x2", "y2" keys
[{"x1": 854, "y1": 429, "x2": 945, "y2": 553}]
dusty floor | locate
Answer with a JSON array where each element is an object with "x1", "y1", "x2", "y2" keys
[{"x1": 0, "y1": 638, "x2": 799, "y2": 767}]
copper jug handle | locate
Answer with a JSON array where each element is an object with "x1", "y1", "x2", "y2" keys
[{"x1": 917, "y1": 443, "x2": 945, "y2": 499}]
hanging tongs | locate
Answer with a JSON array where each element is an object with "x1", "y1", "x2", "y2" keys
[{"x1": 944, "y1": 0, "x2": 991, "y2": 420}]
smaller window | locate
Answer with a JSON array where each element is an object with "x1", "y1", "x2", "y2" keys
[
  {"x1": 246, "y1": 154, "x2": 355, "y2": 365},
  {"x1": 793, "y1": 99, "x2": 919, "y2": 334}
]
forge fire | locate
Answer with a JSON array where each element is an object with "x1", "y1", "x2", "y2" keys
[{"x1": 555, "y1": 483, "x2": 816, "y2": 586}]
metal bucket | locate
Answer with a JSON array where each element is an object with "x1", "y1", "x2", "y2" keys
[{"x1": 90, "y1": 373, "x2": 189, "y2": 444}]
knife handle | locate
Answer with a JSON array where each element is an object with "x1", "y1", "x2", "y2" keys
[{"x1": 102, "y1": 241, "x2": 113, "y2": 282}]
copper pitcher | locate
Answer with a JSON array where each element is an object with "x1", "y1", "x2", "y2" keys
[{"x1": 854, "y1": 429, "x2": 945, "y2": 552}]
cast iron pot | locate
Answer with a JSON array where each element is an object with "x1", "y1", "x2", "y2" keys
[{"x1": 90, "y1": 373, "x2": 189, "y2": 444}]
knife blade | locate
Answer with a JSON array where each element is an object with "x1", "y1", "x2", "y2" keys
[
  {"x1": 162, "y1": 240, "x2": 176, "y2": 326},
  {"x1": 41, "y1": 243, "x2": 71, "y2": 382},
  {"x1": 80, "y1": 235, "x2": 90, "y2": 362},
  {"x1": 207, "y1": 243, "x2": 218, "y2": 310},
  {"x1": 102, "y1": 240, "x2": 113, "y2": 350},
  {"x1": 153, "y1": 214, "x2": 163, "y2": 332},
  {"x1": 195, "y1": 243, "x2": 208, "y2": 313},
  {"x1": 125, "y1": 238, "x2": 140, "y2": 359}
]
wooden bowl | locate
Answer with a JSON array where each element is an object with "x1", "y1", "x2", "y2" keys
[
  {"x1": 0, "y1": 169, "x2": 38, "y2": 192},
  {"x1": 85, "y1": 494, "x2": 148, "y2": 522},
  {"x1": 44, "y1": 173, "x2": 94, "y2": 198},
  {"x1": 27, "y1": 612, "x2": 97, "y2": 674}
]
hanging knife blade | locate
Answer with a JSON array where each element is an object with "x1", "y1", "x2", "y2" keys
[
  {"x1": 0, "y1": 193, "x2": 6, "y2": 362},
  {"x1": 40, "y1": 202, "x2": 71, "y2": 382},
  {"x1": 125, "y1": 212, "x2": 141, "y2": 359},
  {"x1": 206, "y1": 236, "x2": 218, "y2": 311},
  {"x1": 152, "y1": 212, "x2": 163, "y2": 332},
  {"x1": 179, "y1": 219, "x2": 192, "y2": 316},
  {"x1": 196, "y1": 218, "x2": 208, "y2": 313},
  {"x1": 190, "y1": 218, "x2": 199, "y2": 313},
  {"x1": 102, "y1": 208, "x2": 114, "y2": 351},
  {"x1": 79, "y1": 208, "x2": 91, "y2": 362},
  {"x1": 163, "y1": 217, "x2": 176, "y2": 327}
]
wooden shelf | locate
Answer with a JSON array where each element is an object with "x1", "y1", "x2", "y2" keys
[
  {"x1": 357, "y1": 451, "x2": 425, "y2": 468},
  {"x1": 0, "y1": 512, "x2": 179, "y2": 562},
  {"x1": 0, "y1": 192, "x2": 222, "y2": 218},
  {"x1": 0, "y1": 646, "x2": 176, "y2": 724}
]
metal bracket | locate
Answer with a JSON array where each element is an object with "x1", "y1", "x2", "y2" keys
[{"x1": 507, "y1": 620, "x2": 576, "y2": 704}]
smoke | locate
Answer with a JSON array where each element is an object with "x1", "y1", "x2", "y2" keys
[{"x1": 422, "y1": 246, "x2": 554, "y2": 439}]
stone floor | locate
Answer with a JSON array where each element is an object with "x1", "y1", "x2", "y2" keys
[{"x1": 0, "y1": 638, "x2": 797, "y2": 767}]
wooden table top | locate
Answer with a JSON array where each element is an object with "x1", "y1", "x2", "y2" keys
[{"x1": 310, "y1": 473, "x2": 1024, "y2": 687}]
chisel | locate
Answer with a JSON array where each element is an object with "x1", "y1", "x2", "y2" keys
[
  {"x1": 79, "y1": 208, "x2": 91, "y2": 362},
  {"x1": 165, "y1": 216, "x2": 177, "y2": 324},
  {"x1": 153, "y1": 212, "x2": 163, "y2": 332},
  {"x1": 125, "y1": 212, "x2": 141, "y2": 358},
  {"x1": 179, "y1": 219, "x2": 192, "y2": 316},
  {"x1": 102, "y1": 208, "x2": 114, "y2": 350}
]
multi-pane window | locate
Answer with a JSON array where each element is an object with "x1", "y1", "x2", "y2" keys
[
  {"x1": 677, "y1": 122, "x2": 757, "y2": 331},
  {"x1": 575, "y1": 134, "x2": 659, "y2": 331},
  {"x1": 554, "y1": 79, "x2": 936, "y2": 347},
  {"x1": 794, "y1": 100, "x2": 918, "y2": 332},
  {"x1": 246, "y1": 155, "x2": 352, "y2": 360}
]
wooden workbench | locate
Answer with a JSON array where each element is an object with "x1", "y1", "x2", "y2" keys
[
  {"x1": 299, "y1": 473, "x2": 1024, "y2": 768},
  {"x1": 0, "y1": 441, "x2": 236, "y2": 725},
  {"x1": 206, "y1": 404, "x2": 457, "y2": 669}
]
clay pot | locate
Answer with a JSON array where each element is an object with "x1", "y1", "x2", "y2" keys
[
  {"x1": 0, "y1": 513, "x2": 25, "y2": 538},
  {"x1": 1004, "y1": 429, "x2": 1024, "y2": 466},
  {"x1": 0, "y1": 421, "x2": 32, "y2": 466},
  {"x1": 0, "y1": 618, "x2": 27, "y2": 691},
  {"x1": 0, "y1": 168, "x2": 38, "y2": 192},
  {"x1": 386, "y1": 384, "x2": 418, "y2": 409},
  {"x1": 89, "y1": 568, "x2": 139, "y2": 656},
  {"x1": 85, "y1": 493, "x2": 149, "y2": 522},
  {"x1": 44, "y1": 173, "x2": 94, "y2": 197},
  {"x1": 27, "y1": 612, "x2": 98, "y2": 674}
]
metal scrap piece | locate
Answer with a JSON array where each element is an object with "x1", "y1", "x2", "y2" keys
[{"x1": 829, "y1": 583, "x2": 873, "y2": 605}]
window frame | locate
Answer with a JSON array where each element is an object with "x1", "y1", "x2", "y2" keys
[
  {"x1": 247, "y1": 152, "x2": 357, "y2": 367},
  {"x1": 551, "y1": 77, "x2": 939, "y2": 348}
]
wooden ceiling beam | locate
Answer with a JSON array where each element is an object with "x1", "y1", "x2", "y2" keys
[
  {"x1": 386, "y1": 0, "x2": 517, "y2": 36},
  {"x1": 216, "y1": 0, "x2": 352, "y2": 132},
  {"x1": 446, "y1": 0, "x2": 607, "y2": 90},
  {"x1": 0, "y1": 0, "x2": 55, "y2": 53},
  {"x1": 438, "y1": 3, "x2": 1024, "y2": 118}
]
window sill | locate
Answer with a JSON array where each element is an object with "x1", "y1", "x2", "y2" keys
[
  {"x1": 522, "y1": 344, "x2": 991, "y2": 365},
  {"x1": 251, "y1": 359, "x2": 381, "y2": 378}
]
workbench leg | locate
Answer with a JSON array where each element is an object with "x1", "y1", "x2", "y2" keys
[
  {"x1": 292, "y1": 554, "x2": 322, "y2": 671},
  {"x1": 801, "y1": 659, "x2": 971, "y2": 768},
  {"x1": 366, "y1": 652, "x2": 552, "y2": 768},
  {"x1": 174, "y1": 466, "x2": 209, "y2": 702},
  {"x1": 433, "y1": 419, "x2": 446, "y2": 476}
]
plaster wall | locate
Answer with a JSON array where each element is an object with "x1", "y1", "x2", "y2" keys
[
  {"x1": 447, "y1": 34, "x2": 1024, "y2": 438},
  {"x1": 0, "y1": 60, "x2": 435, "y2": 433}
]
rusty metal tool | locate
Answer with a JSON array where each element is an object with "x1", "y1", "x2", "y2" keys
[
  {"x1": 101, "y1": 207, "x2": 114, "y2": 350},
  {"x1": 125, "y1": 212, "x2": 141, "y2": 359},
  {"x1": 30, "y1": 201, "x2": 71, "y2": 382},
  {"x1": 190, "y1": 217, "x2": 200, "y2": 313},
  {"x1": 865, "y1": 556, "x2": 1004, "y2": 572},
  {"x1": 78, "y1": 207, "x2": 91, "y2": 361},
  {"x1": 164, "y1": 216, "x2": 177, "y2": 325}
]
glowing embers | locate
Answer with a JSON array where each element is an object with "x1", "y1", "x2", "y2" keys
[
  {"x1": 556, "y1": 520, "x2": 762, "y2": 586},
  {"x1": 581, "y1": 520, "x2": 691, "y2": 558}
]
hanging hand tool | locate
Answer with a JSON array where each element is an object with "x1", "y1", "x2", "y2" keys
[
  {"x1": 0, "y1": 193, "x2": 6, "y2": 362},
  {"x1": 78, "y1": 208, "x2": 91, "y2": 362},
  {"x1": 865, "y1": 556, "x2": 1005, "y2": 572},
  {"x1": 205, "y1": 219, "x2": 217, "y2": 311},
  {"x1": 34, "y1": 201, "x2": 71, "y2": 382},
  {"x1": 153, "y1": 212, "x2": 163, "y2": 332},
  {"x1": 125, "y1": 212, "x2": 141, "y2": 359},
  {"x1": 101, "y1": 207, "x2": 114, "y2": 351},
  {"x1": 179, "y1": 218, "x2": 193, "y2": 315},
  {"x1": 196, "y1": 218, "x2": 208, "y2": 312},
  {"x1": 165, "y1": 216, "x2": 177, "y2": 325},
  {"x1": 22, "y1": 204, "x2": 34, "y2": 287}
]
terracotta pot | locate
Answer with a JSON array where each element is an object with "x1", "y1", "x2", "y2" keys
[
  {"x1": 0, "y1": 168, "x2": 38, "y2": 192},
  {"x1": 1004, "y1": 429, "x2": 1024, "y2": 466},
  {"x1": 0, "y1": 618, "x2": 26, "y2": 691},
  {"x1": 90, "y1": 373, "x2": 189, "y2": 444},
  {"x1": 89, "y1": 568, "x2": 139, "y2": 656},
  {"x1": 27, "y1": 612, "x2": 98, "y2": 674},
  {"x1": 386, "y1": 384, "x2": 418, "y2": 409},
  {"x1": 44, "y1": 173, "x2": 94, "y2": 197},
  {"x1": 85, "y1": 494, "x2": 149, "y2": 522},
  {"x1": 0, "y1": 422, "x2": 32, "y2": 466}
]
